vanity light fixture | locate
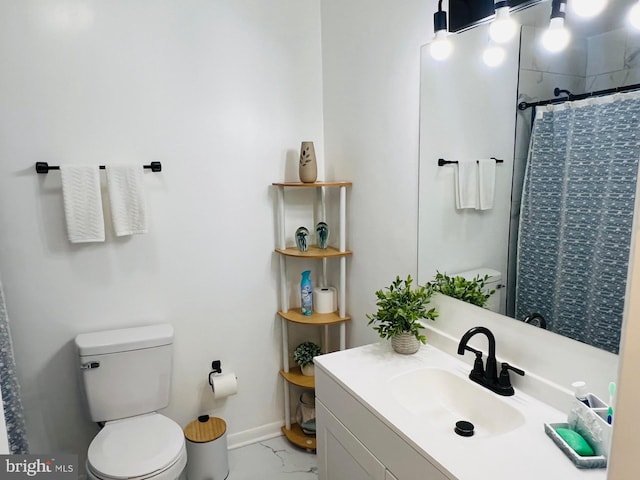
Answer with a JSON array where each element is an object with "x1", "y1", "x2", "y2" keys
[
  {"x1": 570, "y1": 0, "x2": 607, "y2": 18},
  {"x1": 483, "y1": 42, "x2": 506, "y2": 67},
  {"x1": 489, "y1": 1, "x2": 518, "y2": 44},
  {"x1": 629, "y1": 0, "x2": 640, "y2": 29},
  {"x1": 430, "y1": 0, "x2": 453, "y2": 61},
  {"x1": 542, "y1": 0, "x2": 570, "y2": 53}
]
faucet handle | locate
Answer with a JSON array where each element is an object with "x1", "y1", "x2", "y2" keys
[
  {"x1": 461, "y1": 346, "x2": 485, "y2": 378},
  {"x1": 498, "y1": 362, "x2": 525, "y2": 388}
]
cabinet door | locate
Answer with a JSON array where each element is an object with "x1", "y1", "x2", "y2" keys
[{"x1": 317, "y1": 401, "x2": 386, "y2": 480}]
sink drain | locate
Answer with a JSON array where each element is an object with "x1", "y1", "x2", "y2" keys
[{"x1": 454, "y1": 420, "x2": 475, "y2": 437}]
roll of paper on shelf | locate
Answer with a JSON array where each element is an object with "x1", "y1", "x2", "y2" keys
[{"x1": 313, "y1": 286, "x2": 337, "y2": 314}]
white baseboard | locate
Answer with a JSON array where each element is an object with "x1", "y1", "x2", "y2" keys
[{"x1": 226, "y1": 421, "x2": 283, "y2": 450}]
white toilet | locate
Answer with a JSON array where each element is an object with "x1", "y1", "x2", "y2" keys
[{"x1": 75, "y1": 324, "x2": 187, "y2": 480}]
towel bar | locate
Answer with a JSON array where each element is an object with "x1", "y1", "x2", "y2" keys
[
  {"x1": 35, "y1": 161, "x2": 162, "y2": 174},
  {"x1": 438, "y1": 157, "x2": 504, "y2": 167}
]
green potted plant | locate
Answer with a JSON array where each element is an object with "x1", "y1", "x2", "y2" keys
[
  {"x1": 366, "y1": 275, "x2": 438, "y2": 354},
  {"x1": 293, "y1": 341, "x2": 322, "y2": 376},
  {"x1": 428, "y1": 271, "x2": 495, "y2": 307}
]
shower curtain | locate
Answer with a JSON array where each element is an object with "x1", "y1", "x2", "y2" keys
[
  {"x1": 516, "y1": 91, "x2": 640, "y2": 353},
  {"x1": 0, "y1": 279, "x2": 28, "y2": 453}
]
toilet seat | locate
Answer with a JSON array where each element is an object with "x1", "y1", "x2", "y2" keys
[{"x1": 87, "y1": 413, "x2": 186, "y2": 480}]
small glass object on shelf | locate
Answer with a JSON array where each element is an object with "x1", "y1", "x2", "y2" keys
[
  {"x1": 295, "y1": 226, "x2": 309, "y2": 252},
  {"x1": 315, "y1": 221, "x2": 329, "y2": 249}
]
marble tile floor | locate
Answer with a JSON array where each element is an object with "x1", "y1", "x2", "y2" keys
[{"x1": 227, "y1": 435, "x2": 318, "y2": 480}]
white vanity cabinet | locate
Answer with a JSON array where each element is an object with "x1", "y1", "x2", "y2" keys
[{"x1": 316, "y1": 366, "x2": 451, "y2": 480}]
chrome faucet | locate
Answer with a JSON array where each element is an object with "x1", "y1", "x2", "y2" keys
[{"x1": 457, "y1": 326, "x2": 524, "y2": 396}]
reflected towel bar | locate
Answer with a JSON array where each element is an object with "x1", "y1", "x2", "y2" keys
[
  {"x1": 35, "y1": 161, "x2": 162, "y2": 174},
  {"x1": 438, "y1": 157, "x2": 504, "y2": 166}
]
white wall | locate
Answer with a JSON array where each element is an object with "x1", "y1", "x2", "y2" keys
[
  {"x1": 320, "y1": 0, "x2": 432, "y2": 347},
  {"x1": 0, "y1": 0, "x2": 324, "y2": 463}
]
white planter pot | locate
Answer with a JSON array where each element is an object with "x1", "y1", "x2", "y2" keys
[
  {"x1": 391, "y1": 332, "x2": 420, "y2": 355},
  {"x1": 301, "y1": 364, "x2": 315, "y2": 376}
]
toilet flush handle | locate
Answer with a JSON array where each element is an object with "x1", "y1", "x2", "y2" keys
[{"x1": 81, "y1": 361, "x2": 100, "y2": 370}]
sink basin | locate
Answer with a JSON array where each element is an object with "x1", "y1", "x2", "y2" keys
[{"x1": 387, "y1": 368, "x2": 526, "y2": 438}]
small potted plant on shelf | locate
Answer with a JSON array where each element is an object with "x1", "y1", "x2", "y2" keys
[
  {"x1": 293, "y1": 341, "x2": 322, "y2": 376},
  {"x1": 428, "y1": 271, "x2": 495, "y2": 308},
  {"x1": 366, "y1": 275, "x2": 438, "y2": 355}
]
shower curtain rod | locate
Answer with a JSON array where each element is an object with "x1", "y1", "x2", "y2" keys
[{"x1": 518, "y1": 82, "x2": 640, "y2": 110}]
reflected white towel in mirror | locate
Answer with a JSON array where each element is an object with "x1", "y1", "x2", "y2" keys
[
  {"x1": 455, "y1": 161, "x2": 478, "y2": 209},
  {"x1": 478, "y1": 159, "x2": 496, "y2": 210}
]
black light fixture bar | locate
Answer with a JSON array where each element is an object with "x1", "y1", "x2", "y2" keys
[
  {"x1": 35, "y1": 161, "x2": 162, "y2": 174},
  {"x1": 434, "y1": 0, "x2": 448, "y2": 32}
]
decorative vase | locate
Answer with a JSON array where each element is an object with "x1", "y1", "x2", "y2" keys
[
  {"x1": 301, "y1": 364, "x2": 315, "y2": 376},
  {"x1": 391, "y1": 332, "x2": 420, "y2": 355},
  {"x1": 315, "y1": 221, "x2": 330, "y2": 249},
  {"x1": 299, "y1": 141, "x2": 317, "y2": 183},
  {"x1": 295, "y1": 226, "x2": 309, "y2": 252}
]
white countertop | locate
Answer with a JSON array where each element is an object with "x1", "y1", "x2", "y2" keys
[{"x1": 315, "y1": 342, "x2": 608, "y2": 480}]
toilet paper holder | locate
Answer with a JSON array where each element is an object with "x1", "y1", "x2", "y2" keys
[{"x1": 209, "y1": 360, "x2": 222, "y2": 386}]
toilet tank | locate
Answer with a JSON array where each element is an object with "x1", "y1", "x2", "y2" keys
[
  {"x1": 451, "y1": 268, "x2": 503, "y2": 314},
  {"x1": 75, "y1": 324, "x2": 174, "y2": 422}
]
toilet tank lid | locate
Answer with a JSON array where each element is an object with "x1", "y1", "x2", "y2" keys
[
  {"x1": 451, "y1": 268, "x2": 501, "y2": 283},
  {"x1": 75, "y1": 324, "x2": 174, "y2": 356}
]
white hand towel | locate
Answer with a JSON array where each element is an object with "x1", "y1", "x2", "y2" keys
[
  {"x1": 454, "y1": 161, "x2": 478, "y2": 209},
  {"x1": 106, "y1": 164, "x2": 148, "y2": 236},
  {"x1": 478, "y1": 159, "x2": 497, "y2": 210},
  {"x1": 60, "y1": 165, "x2": 105, "y2": 243}
]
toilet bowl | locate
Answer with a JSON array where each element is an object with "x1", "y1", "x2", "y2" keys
[
  {"x1": 86, "y1": 413, "x2": 187, "y2": 480},
  {"x1": 75, "y1": 325, "x2": 186, "y2": 480}
]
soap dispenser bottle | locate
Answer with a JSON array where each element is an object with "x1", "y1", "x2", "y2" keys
[{"x1": 301, "y1": 270, "x2": 313, "y2": 316}]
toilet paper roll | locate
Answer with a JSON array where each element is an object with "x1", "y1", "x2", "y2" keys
[
  {"x1": 313, "y1": 286, "x2": 337, "y2": 314},
  {"x1": 209, "y1": 372, "x2": 238, "y2": 399}
]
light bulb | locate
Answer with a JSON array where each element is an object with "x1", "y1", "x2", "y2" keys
[
  {"x1": 489, "y1": 7, "x2": 518, "y2": 44},
  {"x1": 483, "y1": 45, "x2": 506, "y2": 67},
  {"x1": 430, "y1": 30, "x2": 453, "y2": 61},
  {"x1": 570, "y1": 0, "x2": 607, "y2": 18},
  {"x1": 629, "y1": 1, "x2": 640, "y2": 29},
  {"x1": 542, "y1": 17, "x2": 570, "y2": 53}
]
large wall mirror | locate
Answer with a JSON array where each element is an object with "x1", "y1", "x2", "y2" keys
[{"x1": 418, "y1": 0, "x2": 640, "y2": 354}]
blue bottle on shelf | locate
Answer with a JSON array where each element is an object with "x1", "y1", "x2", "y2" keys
[{"x1": 301, "y1": 270, "x2": 313, "y2": 316}]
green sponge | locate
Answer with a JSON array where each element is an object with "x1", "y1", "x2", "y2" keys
[{"x1": 555, "y1": 427, "x2": 595, "y2": 456}]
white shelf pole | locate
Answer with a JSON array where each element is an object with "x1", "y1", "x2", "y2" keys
[
  {"x1": 339, "y1": 186, "x2": 346, "y2": 252},
  {"x1": 339, "y1": 185, "x2": 347, "y2": 349},
  {"x1": 277, "y1": 186, "x2": 286, "y2": 250},
  {"x1": 284, "y1": 381, "x2": 291, "y2": 430},
  {"x1": 282, "y1": 317, "x2": 289, "y2": 373},
  {"x1": 323, "y1": 325, "x2": 329, "y2": 353}
]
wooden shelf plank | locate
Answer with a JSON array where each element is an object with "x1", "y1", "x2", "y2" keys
[
  {"x1": 272, "y1": 181, "x2": 352, "y2": 188},
  {"x1": 278, "y1": 309, "x2": 350, "y2": 325},
  {"x1": 275, "y1": 246, "x2": 352, "y2": 258},
  {"x1": 280, "y1": 367, "x2": 315, "y2": 388},
  {"x1": 282, "y1": 424, "x2": 316, "y2": 451}
]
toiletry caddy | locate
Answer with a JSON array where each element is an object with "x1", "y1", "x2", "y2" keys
[{"x1": 272, "y1": 181, "x2": 352, "y2": 450}]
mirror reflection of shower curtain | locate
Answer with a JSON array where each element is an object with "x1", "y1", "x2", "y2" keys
[
  {"x1": 516, "y1": 92, "x2": 640, "y2": 354},
  {"x1": 0, "y1": 279, "x2": 28, "y2": 453}
]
